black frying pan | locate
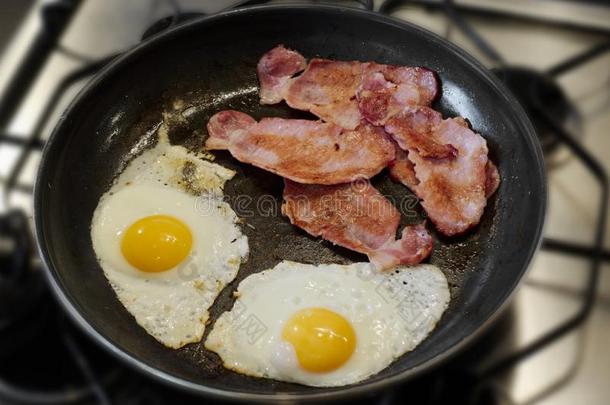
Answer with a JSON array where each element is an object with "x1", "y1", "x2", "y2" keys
[{"x1": 34, "y1": 5, "x2": 545, "y2": 403}]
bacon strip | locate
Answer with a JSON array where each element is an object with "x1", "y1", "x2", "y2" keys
[
  {"x1": 285, "y1": 59, "x2": 364, "y2": 130},
  {"x1": 206, "y1": 110, "x2": 256, "y2": 150},
  {"x1": 205, "y1": 110, "x2": 394, "y2": 185},
  {"x1": 282, "y1": 179, "x2": 432, "y2": 270},
  {"x1": 257, "y1": 45, "x2": 306, "y2": 105},
  {"x1": 385, "y1": 107, "x2": 489, "y2": 236},
  {"x1": 388, "y1": 144, "x2": 419, "y2": 190},
  {"x1": 257, "y1": 46, "x2": 439, "y2": 130},
  {"x1": 357, "y1": 64, "x2": 439, "y2": 126},
  {"x1": 368, "y1": 224, "x2": 433, "y2": 271},
  {"x1": 389, "y1": 131, "x2": 500, "y2": 231},
  {"x1": 385, "y1": 107, "x2": 458, "y2": 160}
]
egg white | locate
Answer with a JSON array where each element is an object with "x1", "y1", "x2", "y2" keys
[
  {"x1": 205, "y1": 261, "x2": 449, "y2": 387},
  {"x1": 90, "y1": 137, "x2": 248, "y2": 349}
]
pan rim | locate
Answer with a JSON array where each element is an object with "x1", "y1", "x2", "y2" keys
[{"x1": 33, "y1": 3, "x2": 546, "y2": 402}]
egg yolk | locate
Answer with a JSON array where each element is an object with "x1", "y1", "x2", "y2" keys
[
  {"x1": 121, "y1": 215, "x2": 192, "y2": 273},
  {"x1": 282, "y1": 307, "x2": 356, "y2": 373}
]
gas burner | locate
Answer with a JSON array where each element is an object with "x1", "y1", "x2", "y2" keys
[
  {"x1": 492, "y1": 67, "x2": 582, "y2": 160},
  {"x1": 0, "y1": 210, "x2": 47, "y2": 355},
  {"x1": 0, "y1": 310, "x2": 124, "y2": 405},
  {"x1": 0, "y1": 211, "x2": 121, "y2": 404}
]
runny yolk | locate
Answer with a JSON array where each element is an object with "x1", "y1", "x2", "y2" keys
[
  {"x1": 121, "y1": 215, "x2": 192, "y2": 273},
  {"x1": 282, "y1": 307, "x2": 356, "y2": 373}
]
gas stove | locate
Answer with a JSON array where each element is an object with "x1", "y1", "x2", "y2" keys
[{"x1": 0, "y1": 1, "x2": 608, "y2": 404}]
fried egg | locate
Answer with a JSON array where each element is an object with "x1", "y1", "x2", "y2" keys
[
  {"x1": 91, "y1": 127, "x2": 248, "y2": 349},
  {"x1": 205, "y1": 261, "x2": 449, "y2": 386}
]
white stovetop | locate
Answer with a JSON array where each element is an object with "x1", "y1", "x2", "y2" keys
[{"x1": 0, "y1": 1, "x2": 608, "y2": 404}]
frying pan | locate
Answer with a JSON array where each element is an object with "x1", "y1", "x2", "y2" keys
[{"x1": 34, "y1": 5, "x2": 545, "y2": 402}]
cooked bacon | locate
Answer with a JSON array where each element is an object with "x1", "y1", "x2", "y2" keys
[
  {"x1": 256, "y1": 46, "x2": 440, "y2": 130},
  {"x1": 392, "y1": 148, "x2": 499, "y2": 202},
  {"x1": 387, "y1": 109, "x2": 500, "y2": 198},
  {"x1": 206, "y1": 110, "x2": 256, "y2": 150},
  {"x1": 257, "y1": 45, "x2": 306, "y2": 105},
  {"x1": 357, "y1": 64, "x2": 439, "y2": 126},
  {"x1": 368, "y1": 223, "x2": 433, "y2": 270},
  {"x1": 485, "y1": 160, "x2": 500, "y2": 198},
  {"x1": 385, "y1": 107, "x2": 457, "y2": 160},
  {"x1": 389, "y1": 122, "x2": 499, "y2": 230},
  {"x1": 388, "y1": 144, "x2": 419, "y2": 190},
  {"x1": 250, "y1": 46, "x2": 500, "y2": 238},
  {"x1": 386, "y1": 107, "x2": 489, "y2": 236},
  {"x1": 205, "y1": 110, "x2": 394, "y2": 185},
  {"x1": 282, "y1": 179, "x2": 432, "y2": 270},
  {"x1": 285, "y1": 59, "x2": 364, "y2": 130}
]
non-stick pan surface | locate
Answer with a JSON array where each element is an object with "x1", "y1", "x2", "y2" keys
[{"x1": 34, "y1": 5, "x2": 545, "y2": 402}]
